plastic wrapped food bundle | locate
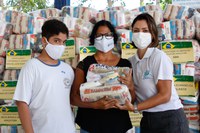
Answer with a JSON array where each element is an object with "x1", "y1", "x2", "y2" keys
[
  {"x1": 86, "y1": 63, "x2": 130, "y2": 85},
  {"x1": 80, "y1": 84, "x2": 132, "y2": 104},
  {"x1": 80, "y1": 63, "x2": 131, "y2": 104}
]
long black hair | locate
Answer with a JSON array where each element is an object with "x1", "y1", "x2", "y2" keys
[{"x1": 89, "y1": 20, "x2": 118, "y2": 45}]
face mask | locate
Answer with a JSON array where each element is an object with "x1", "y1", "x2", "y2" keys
[
  {"x1": 45, "y1": 39, "x2": 65, "y2": 60},
  {"x1": 132, "y1": 32, "x2": 152, "y2": 49},
  {"x1": 94, "y1": 36, "x2": 114, "y2": 53}
]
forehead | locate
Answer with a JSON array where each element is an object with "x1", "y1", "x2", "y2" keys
[
  {"x1": 49, "y1": 33, "x2": 67, "y2": 41},
  {"x1": 133, "y1": 20, "x2": 148, "y2": 29},
  {"x1": 96, "y1": 26, "x2": 111, "y2": 34}
]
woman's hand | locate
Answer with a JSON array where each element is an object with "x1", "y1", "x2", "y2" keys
[
  {"x1": 93, "y1": 96, "x2": 118, "y2": 110},
  {"x1": 115, "y1": 99, "x2": 134, "y2": 111},
  {"x1": 118, "y1": 68, "x2": 134, "y2": 91}
]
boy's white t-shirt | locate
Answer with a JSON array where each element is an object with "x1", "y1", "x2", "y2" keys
[
  {"x1": 13, "y1": 58, "x2": 76, "y2": 133},
  {"x1": 129, "y1": 48, "x2": 183, "y2": 112}
]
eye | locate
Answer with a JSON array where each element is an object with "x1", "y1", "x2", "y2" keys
[
  {"x1": 133, "y1": 30, "x2": 139, "y2": 33},
  {"x1": 143, "y1": 30, "x2": 149, "y2": 33},
  {"x1": 95, "y1": 34, "x2": 102, "y2": 38}
]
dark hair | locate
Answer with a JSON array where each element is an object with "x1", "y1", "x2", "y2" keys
[
  {"x1": 42, "y1": 19, "x2": 69, "y2": 40},
  {"x1": 89, "y1": 20, "x2": 118, "y2": 45},
  {"x1": 131, "y1": 13, "x2": 158, "y2": 47}
]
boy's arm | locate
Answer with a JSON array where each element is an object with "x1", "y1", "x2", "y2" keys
[{"x1": 16, "y1": 101, "x2": 34, "y2": 133}]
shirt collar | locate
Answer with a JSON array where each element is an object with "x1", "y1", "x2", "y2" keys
[{"x1": 132, "y1": 48, "x2": 155, "y2": 65}]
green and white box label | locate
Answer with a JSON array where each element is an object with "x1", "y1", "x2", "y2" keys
[
  {"x1": 61, "y1": 39, "x2": 75, "y2": 59},
  {"x1": 0, "y1": 81, "x2": 17, "y2": 100},
  {"x1": 0, "y1": 106, "x2": 21, "y2": 125},
  {"x1": 160, "y1": 41, "x2": 194, "y2": 63},
  {"x1": 6, "y1": 49, "x2": 31, "y2": 69},
  {"x1": 173, "y1": 76, "x2": 197, "y2": 96},
  {"x1": 79, "y1": 46, "x2": 96, "y2": 61},
  {"x1": 121, "y1": 43, "x2": 137, "y2": 59}
]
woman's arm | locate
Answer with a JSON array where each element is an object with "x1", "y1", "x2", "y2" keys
[
  {"x1": 116, "y1": 80, "x2": 172, "y2": 111},
  {"x1": 137, "y1": 80, "x2": 171, "y2": 111}
]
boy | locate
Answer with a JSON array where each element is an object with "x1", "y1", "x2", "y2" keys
[{"x1": 13, "y1": 19, "x2": 75, "y2": 133}]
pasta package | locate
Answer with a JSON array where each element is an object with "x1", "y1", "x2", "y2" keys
[{"x1": 80, "y1": 84, "x2": 132, "y2": 104}]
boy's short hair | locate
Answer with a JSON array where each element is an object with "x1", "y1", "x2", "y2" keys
[{"x1": 42, "y1": 19, "x2": 69, "y2": 40}]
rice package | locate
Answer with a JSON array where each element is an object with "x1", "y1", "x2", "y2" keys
[{"x1": 80, "y1": 84, "x2": 132, "y2": 104}]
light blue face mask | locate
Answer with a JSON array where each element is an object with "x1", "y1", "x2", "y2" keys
[{"x1": 94, "y1": 36, "x2": 114, "y2": 53}]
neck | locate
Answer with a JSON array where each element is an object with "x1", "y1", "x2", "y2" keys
[
  {"x1": 137, "y1": 48, "x2": 148, "y2": 59},
  {"x1": 95, "y1": 50, "x2": 113, "y2": 60}
]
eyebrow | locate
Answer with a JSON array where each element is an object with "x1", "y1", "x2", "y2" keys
[{"x1": 133, "y1": 27, "x2": 148, "y2": 29}]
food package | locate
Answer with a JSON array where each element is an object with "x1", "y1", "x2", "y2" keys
[
  {"x1": 0, "y1": 39, "x2": 9, "y2": 57},
  {"x1": 164, "y1": 4, "x2": 195, "y2": 21},
  {"x1": 75, "y1": 37, "x2": 89, "y2": 54},
  {"x1": 74, "y1": 18, "x2": 93, "y2": 39},
  {"x1": 107, "y1": 6, "x2": 125, "y2": 11},
  {"x1": 80, "y1": 63, "x2": 131, "y2": 104},
  {"x1": 158, "y1": 20, "x2": 195, "y2": 41},
  {"x1": 117, "y1": 29, "x2": 133, "y2": 44},
  {"x1": 86, "y1": 63, "x2": 130, "y2": 85},
  {"x1": 80, "y1": 84, "x2": 132, "y2": 104},
  {"x1": 33, "y1": 17, "x2": 46, "y2": 34},
  {"x1": 157, "y1": 21, "x2": 172, "y2": 41},
  {"x1": 3, "y1": 70, "x2": 20, "y2": 80},
  {"x1": 61, "y1": 6, "x2": 97, "y2": 23},
  {"x1": 0, "y1": 21, "x2": 13, "y2": 40},
  {"x1": 0, "y1": 57, "x2": 5, "y2": 74},
  {"x1": 29, "y1": 8, "x2": 61, "y2": 18},
  {"x1": 192, "y1": 13, "x2": 200, "y2": 40},
  {"x1": 183, "y1": 105, "x2": 199, "y2": 113}
]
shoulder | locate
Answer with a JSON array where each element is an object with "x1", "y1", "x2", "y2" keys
[
  {"x1": 22, "y1": 58, "x2": 38, "y2": 69},
  {"x1": 82, "y1": 55, "x2": 95, "y2": 63},
  {"x1": 118, "y1": 58, "x2": 131, "y2": 67},
  {"x1": 151, "y1": 48, "x2": 170, "y2": 61},
  {"x1": 150, "y1": 48, "x2": 173, "y2": 66},
  {"x1": 60, "y1": 61, "x2": 74, "y2": 72}
]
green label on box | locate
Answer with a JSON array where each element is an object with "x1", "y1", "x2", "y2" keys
[
  {"x1": 0, "y1": 106, "x2": 21, "y2": 125},
  {"x1": 79, "y1": 46, "x2": 96, "y2": 61},
  {"x1": 7, "y1": 49, "x2": 31, "y2": 56},
  {"x1": 61, "y1": 39, "x2": 75, "y2": 59},
  {"x1": 0, "y1": 81, "x2": 17, "y2": 100},
  {"x1": 6, "y1": 49, "x2": 31, "y2": 69},
  {"x1": 173, "y1": 76, "x2": 197, "y2": 96},
  {"x1": 160, "y1": 41, "x2": 194, "y2": 63},
  {"x1": 161, "y1": 41, "x2": 193, "y2": 49},
  {"x1": 121, "y1": 43, "x2": 137, "y2": 59}
]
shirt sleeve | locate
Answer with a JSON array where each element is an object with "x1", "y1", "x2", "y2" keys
[
  {"x1": 13, "y1": 60, "x2": 35, "y2": 105},
  {"x1": 152, "y1": 51, "x2": 173, "y2": 84}
]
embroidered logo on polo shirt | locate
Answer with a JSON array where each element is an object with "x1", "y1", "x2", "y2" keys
[
  {"x1": 63, "y1": 78, "x2": 71, "y2": 89},
  {"x1": 143, "y1": 70, "x2": 153, "y2": 79}
]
